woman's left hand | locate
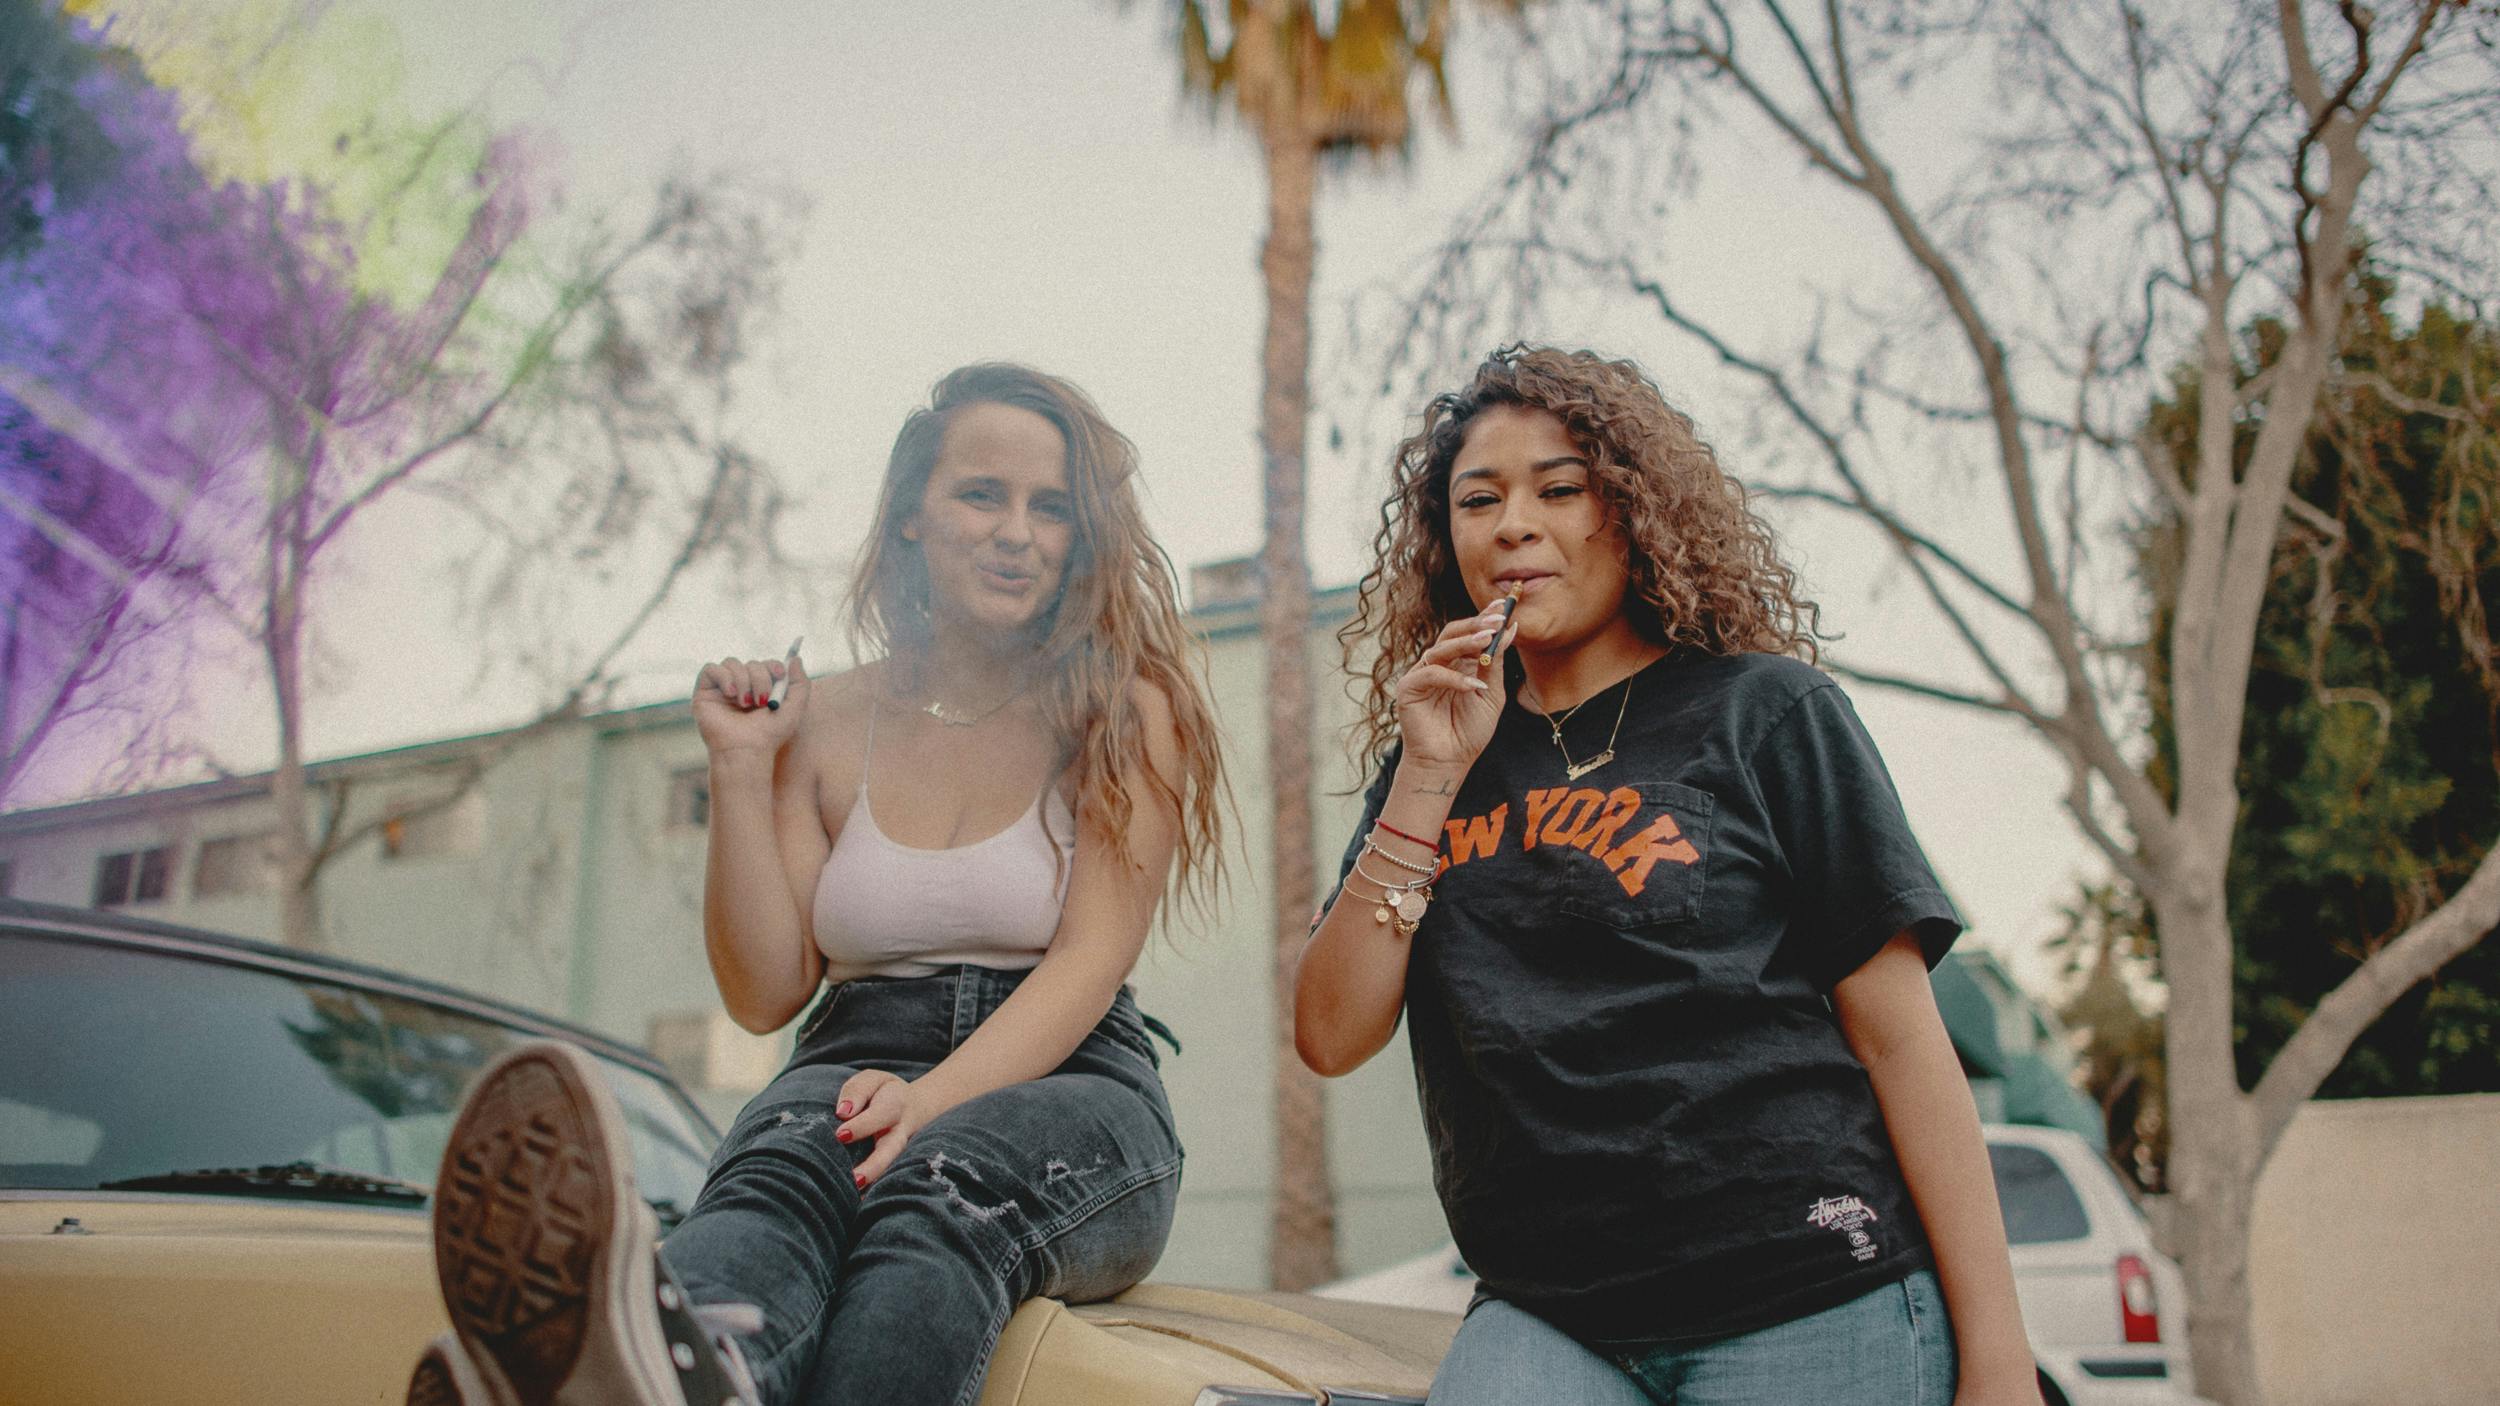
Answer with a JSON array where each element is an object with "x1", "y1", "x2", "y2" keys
[{"x1": 835, "y1": 1069, "x2": 949, "y2": 1189}]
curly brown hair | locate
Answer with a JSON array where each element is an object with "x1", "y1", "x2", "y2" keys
[{"x1": 1341, "y1": 344, "x2": 1822, "y2": 764}]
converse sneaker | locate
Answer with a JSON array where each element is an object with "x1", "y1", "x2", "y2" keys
[
  {"x1": 418, "y1": 1040, "x2": 757, "y2": 1406},
  {"x1": 406, "y1": 1333, "x2": 492, "y2": 1406}
]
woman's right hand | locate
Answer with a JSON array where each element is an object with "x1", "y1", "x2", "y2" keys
[
  {"x1": 1393, "y1": 602, "x2": 1512, "y2": 773},
  {"x1": 693, "y1": 652, "x2": 809, "y2": 757}
]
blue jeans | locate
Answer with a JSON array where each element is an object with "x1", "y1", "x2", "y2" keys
[
  {"x1": 661, "y1": 965, "x2": 1184, "y2": 1406},
  {"x1": 1429, "y1": 1270, "x2": 1956, "y2": 1406}
]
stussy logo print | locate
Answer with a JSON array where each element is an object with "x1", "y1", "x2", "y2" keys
[
  {"x1": 1808, "y1": 1194, "x2": 1882, "y2": 1263},
  {"x1": 1437, "y1": 786, "x2": 1699, "y2": 898}
]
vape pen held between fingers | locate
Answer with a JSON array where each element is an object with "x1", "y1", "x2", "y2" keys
[
  {"x1": 765, "y1": 636, "x2": 803, "y2": 711},
  {"x1": 1479, "y1": 590, "x2": 1520, "y2": 668}
]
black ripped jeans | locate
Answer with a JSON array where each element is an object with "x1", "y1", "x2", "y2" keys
[{"x1": 661, "y1": 965, "x2": 1184, "y2": 1406}]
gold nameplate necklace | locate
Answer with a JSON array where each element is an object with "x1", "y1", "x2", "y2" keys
[
  {"x1": 1525, "y1": 672, "x2": 1635, "y2": 782},
  {"x1": 906, "y1": 667, "x2": 1029, "y2": 728},
  {"x1": 923, "y1": 692, "x2": 1021, "y2": 728}
]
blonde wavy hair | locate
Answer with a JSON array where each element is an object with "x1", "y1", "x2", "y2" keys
[
  {"x1": 1343, "y1": 344, "x2": 1822, "y2": 764},
  {"x1": 845, "y1": 363, "x2": 1227, "y2": 913}
]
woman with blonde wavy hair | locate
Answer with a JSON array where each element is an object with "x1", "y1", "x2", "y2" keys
[
  {"x1": 411, "y1": 363, "x2": 1224, "y2": 1406},
  {"x1": 1298, "y1": 346, "x2": 2040, "y2": 1405}
]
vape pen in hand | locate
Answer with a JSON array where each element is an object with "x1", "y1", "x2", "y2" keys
[
  {"x1": 1479, "y1": 588, "x2": 1520, "y2": 668},
  {"x1": 765, "y1": 637, "x2": 802, "y2": 711}
]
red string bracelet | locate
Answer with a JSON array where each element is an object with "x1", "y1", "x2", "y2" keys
[{"x1": 1374, "y1": 819, "x2": 1439, "y2": 852}]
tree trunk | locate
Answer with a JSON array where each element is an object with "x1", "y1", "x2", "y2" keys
[
  {"x1": 267, "y1": 462, "x2": 324, "y2": 953},
  {"x1": 1259, "y1": 129, "x2": 1335, "y2": 1293},
  {"x1": 2149, "y1": 874, "x2": 2264, "y2": 1405},
  {"x1": 267, "y1": 588, "x2": 322, "y2": 951}
]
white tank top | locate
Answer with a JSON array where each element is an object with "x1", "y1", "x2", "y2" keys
[{"x1": 809, "y1": 704, "x2": 1075, "y2": 980}]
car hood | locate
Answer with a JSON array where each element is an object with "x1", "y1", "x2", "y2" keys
[
  {"x1": 0, "y1": 1191, "x2": 436, "y2": 1242},
  {"x1": 0, "y1": 1195, "x2": 1455, "y2": 1406},
  {"x1": 0, "y1": 1193, "x2": 444, "y2": 1406},
  {"x1": 990, "y1": 1283, "x2": 1455, "y2": 1405}
]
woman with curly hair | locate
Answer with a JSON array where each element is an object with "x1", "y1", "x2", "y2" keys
[
  {"x1": 411, "y1": 364, "x2": 1224, "y2": 1406},
  {"x1": 1297, "y1": 346, "x2": 2039, "y2": 1405}
]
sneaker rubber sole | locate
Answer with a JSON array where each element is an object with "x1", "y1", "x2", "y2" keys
[
  {"x1": 406, "y1": 1333, "x2": 492, "y2": 1406},
  {"x1": 429, "y1": 1040, "x2": 677, "y2": 1406}
]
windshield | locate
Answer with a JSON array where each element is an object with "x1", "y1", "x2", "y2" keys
[{"x1": 0, "y1": 931, "x2": 717, "y2": 1218}]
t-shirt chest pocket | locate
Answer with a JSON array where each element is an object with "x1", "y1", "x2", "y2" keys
[{"x1": 1534, "y1": 779, "x2": 1715, "y2": 929}]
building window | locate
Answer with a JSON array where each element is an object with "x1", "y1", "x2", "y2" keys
[
  {"x1": 379, "y1": 790, "x2": 485, "y2": 861},
  {"x1": 193, "y1": 832, "x2": 282, "y2": 898},
  {"x1": 93, "y1": 846, "x2": 173, "y2": 907},
  {"x1": 667, "y1": 766, "x2": 710, "y2": 829}
]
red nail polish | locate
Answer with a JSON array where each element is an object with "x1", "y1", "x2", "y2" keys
[
  {"x1": 837, "y1": 1100, "x2": 853, "y2": 1117},
  {"x1": 853, "y1": 1172, "x2": 866, "y2": 1190},
  {"x1": 836, "y1": 1128, "x2": 853, "y2": 1143}
]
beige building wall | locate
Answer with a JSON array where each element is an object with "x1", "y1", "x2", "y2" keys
[
  {"x1": 0, "y1": 731, "x2": 603, "y2": 1015},
  {"x1": 1131, "y1": 588, "x2": 1444, "y2": 1287},
  {"x1": 2250, "y1": 1092, "x2": 2500, "y2": 1406}
]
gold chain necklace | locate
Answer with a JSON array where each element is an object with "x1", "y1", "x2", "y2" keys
[
  {"x1": 894, "y1": 672, "x2": 1028, "y2": 728},
  {"x1": 1523, "y1": 673, "x2": 1635, "y2": 782},
  {"x1": 922, "y1": 689, "x2": 1024, "y2": 728}
]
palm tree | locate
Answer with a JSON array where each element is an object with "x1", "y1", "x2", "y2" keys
[{"x1": 1166, "y1": 0, "x2": 1523, "y2": 1293}]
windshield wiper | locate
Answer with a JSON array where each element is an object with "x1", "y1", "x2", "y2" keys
[{"x1": 97, "y1": 1159, "x2": 430, "y2": 1205}]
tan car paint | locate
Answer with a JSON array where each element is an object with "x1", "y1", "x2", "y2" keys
[
  {"x1": 1042, "y1": 1285, "x2": 1449, "y2": 1402},
  {"x1": 3, "y1": 1196, "x2": 1453, "y2": 1405},
  {"x1": 0, "y1": 1195, "x2": 445, "y2": 1405},
  {"x1": 985, "y1": 1296, "x2": 1293, "y2": 1404}
]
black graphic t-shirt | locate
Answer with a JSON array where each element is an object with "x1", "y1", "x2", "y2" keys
[{"x1": 1336, "y1": 651, "x2": 1962, "y2": 1345}]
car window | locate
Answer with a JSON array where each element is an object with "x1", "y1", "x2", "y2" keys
[
  {"x1": 0, "y1": 1096, "x2": 104, "y2": 1164},
  {"x1": 0, "y1": 931, "x2": 716, "y2": 1218},
  {"x1": 1989, "y1": 1141, "x2": 2092, "y2": 1244}
]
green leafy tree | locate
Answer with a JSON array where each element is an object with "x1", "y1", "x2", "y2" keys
[
  {"x1": 0, "y1": 0, "x2": 116, "y2": 260},
  {"x1": 2058, "y1": 279, "x2": 2496, "y2": 1189},
  {"x1": 2140, "y1": 271, "x2": 2500, "y2": 1100},
  {"x1": 2047, "y1": 882, "x2": 2168, "y2": 1191},
  {"x1": 5, "y1": 5, "x2": 803, "y2": 951}
]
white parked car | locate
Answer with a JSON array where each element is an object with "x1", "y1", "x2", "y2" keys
[
  {"x1": 1317, "y1": 1124, "x2": 2215, "y2": 1406},
  {"x1": 1986, "y1": 1123, "x2": 2213, "y2": 1406}
]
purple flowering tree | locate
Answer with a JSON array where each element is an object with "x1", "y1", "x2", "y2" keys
[
  {"x1": 3, "y1": 8, "x2": 802, "y2": 949},
  {"x1": 2, "y1": 11, "x2": 268, "y2": 803}
]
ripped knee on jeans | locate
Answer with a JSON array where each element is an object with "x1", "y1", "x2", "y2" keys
[{"x1": 919, "y1": 1150, "x2": 1019, "y2": 1224}]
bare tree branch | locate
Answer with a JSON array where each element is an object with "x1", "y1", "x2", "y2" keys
[
  {"x1": 2249, "y1": 834, "x2": 2500, "y2": 1159},
  {"x1": 2066, "y1": 753, "x2": 2156, "y2": 892},
  {"x1": 306, "y1": 213, "x2": 671, "y2": 554},
  {"x1": 1610, "y1": 257, "x2": 2055, "y2": 721},
  {"x1": 1825, "y1": 659, "x2": 2046, "y2": 725},
  {"x1": 1755, "y1": 484, "x2": 2031, "y2": 620}
]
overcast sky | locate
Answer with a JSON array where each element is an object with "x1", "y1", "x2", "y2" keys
[{"x1": 62, "y1": 0, "x2": 2100, "y2": 990}]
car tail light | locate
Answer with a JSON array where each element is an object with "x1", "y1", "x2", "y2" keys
[{"x1": 2116, "y1": 1253, "x2": 2161, "y2": 1343}]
